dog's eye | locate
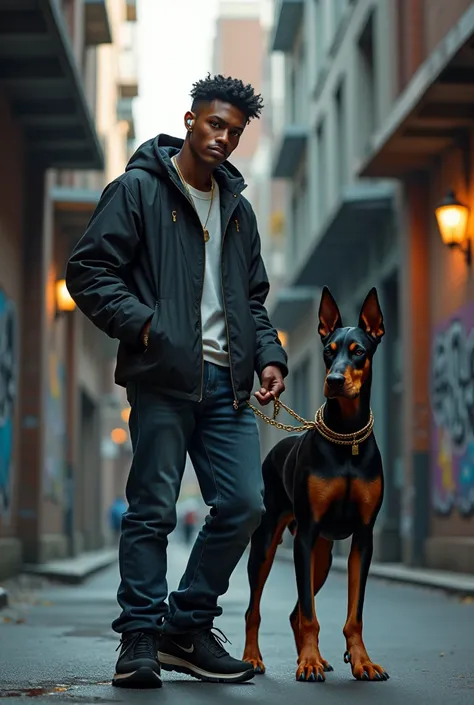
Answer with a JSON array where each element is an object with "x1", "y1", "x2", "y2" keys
[
  {"x1": 354, "y1": 348, "x2": 365, "y2": 357},
  {"x1": 324, "y1": 346, "x2": 334, "y2": 356}
]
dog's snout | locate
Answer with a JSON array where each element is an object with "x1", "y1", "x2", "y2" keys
[{"x1": 326, "y1": 373, "x2": 345, "y2": 389}]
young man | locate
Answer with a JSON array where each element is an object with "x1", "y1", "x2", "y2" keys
[{"x1": 66, "y1": 74, "x2": 288, "y2": 688}]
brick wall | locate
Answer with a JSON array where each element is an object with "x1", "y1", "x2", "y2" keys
[
  {"x1": 0, "y1": 89, "x2": 24, "y2": 548},
  {"x1": 423, "y1": 0, "x2": 473, "y2": 57},
  {"x1": 396, "y1": 0, "x2": 472, "y2": 95},
  {"x1": 428, "y1": 127, "x2": 474, "y2": 542},
  {"x1": 215, "y1": 17, "x2": 264, "y2": 160}
]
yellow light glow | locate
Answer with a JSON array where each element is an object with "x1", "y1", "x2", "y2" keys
[
  {"x1": 55, "y1": 279, "x2": 76, "y2": 312},
  {"x1": 121, "y1": 407, "x2": 131, "y2": 423},
  {"x1": 111, "y1": 427, "x2": 128, "y2": 445},
  {"x1": 435, "y1": 193, "x2": 470, "y2": 247},
  {"x1": 277, "y1": 330, "x2": 288, "y2": 348}
]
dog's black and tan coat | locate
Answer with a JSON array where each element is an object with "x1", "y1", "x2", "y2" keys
[{"x1": 242, "y1": 287, "x2": 390, "y2": 683}]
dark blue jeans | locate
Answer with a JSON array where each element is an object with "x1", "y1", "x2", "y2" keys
[{"x1": 112, "y1": 362, "x2": 264, "y2": 635}]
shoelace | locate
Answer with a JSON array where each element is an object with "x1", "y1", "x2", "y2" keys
[
  {"x1": 198, "y1": 628, "x2": 232, "y2": 657},
  {"x1": 116, "y1": 632, "x2": 157, "y2": 659}
]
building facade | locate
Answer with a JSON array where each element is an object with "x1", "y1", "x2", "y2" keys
[
  {"x1": 265, "y1": 0, "x2": 402, "y2": 562},
  {"x1": 0, "y1": 0, "x2": 139, "y2": 580},
  {"x1": 263, "y1": 0, "x2": 474, "y2": 572},
  {"x1": 359, "y1": 0, "x2": 474, "y2": 572}
]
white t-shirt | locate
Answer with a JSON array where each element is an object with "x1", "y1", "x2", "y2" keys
[{"x1": 177, "y1": 174, "x2": 229, "y2": 367}]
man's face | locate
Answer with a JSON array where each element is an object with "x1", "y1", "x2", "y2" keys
[{"x1": 185, "y1": 100, "x2": 247, "y2": 166}]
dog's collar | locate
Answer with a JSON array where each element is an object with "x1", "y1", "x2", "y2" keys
[{"x1": 314, "y1": 404, "x2": 374, "y2": 456}]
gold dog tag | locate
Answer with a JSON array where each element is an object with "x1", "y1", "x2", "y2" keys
[{"x1": 352, "y1": 444, "x2": 359, "y2": 456}]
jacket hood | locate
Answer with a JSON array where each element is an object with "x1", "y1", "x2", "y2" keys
[{"x1": 125, "y1": 133, "x2": 246, "y2": 195}]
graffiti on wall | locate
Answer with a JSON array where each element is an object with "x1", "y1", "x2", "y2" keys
[
  {"x1": 44, "y1": 351, "x2": 66, "y2": 504},
  {"x1": 430, "y1": 305, "x2": 474, "y2": 517},
  {"x1": 0, "y1": 288, "x2": 17, "y2": 520}
]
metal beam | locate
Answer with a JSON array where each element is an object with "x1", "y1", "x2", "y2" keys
[
  {"x1": 0, "y1": 0, "x2": 104, "y2": 169},
  {"x1": 270, "y1": 287, "x2": 319, "y2": 333},
  {"x1": 272, "y1": 125, "x2": 308, "y2": 178},
  {"x1": 84, "y1": 0, "x2": 112, "y2": 46},
  {"x1": 359, "y1": 3, "x2": 474, "y2": 178},
  {"x1": 291, "y1": 184, "x2": 395, "y2": 288},
  {"x1": 271, "y1": 0, "x2": 304, "y2": 53}
]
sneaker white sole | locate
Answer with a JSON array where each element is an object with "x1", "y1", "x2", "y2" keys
[
  {"x1": 158, "y1": 651, "x2": 254, "y2": 683},
  {"x1": 112, "y1": 666, "x2": 163, "y2": 688}
]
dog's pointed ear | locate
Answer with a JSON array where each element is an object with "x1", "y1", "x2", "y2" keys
[
  {"x1": 318, "y1": 286, "x2": 343, "y2": 339},
  {"x1": 358, "y1": 288, "x2": 385, "y2": 341}
]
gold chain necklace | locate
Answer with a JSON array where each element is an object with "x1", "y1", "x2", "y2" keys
[
  {"x1": 172, "y1": 155, "x2": 214, "y2": 242},
  {"x1": 314, "y1": 404, "x2": 374, "y2": 456}
]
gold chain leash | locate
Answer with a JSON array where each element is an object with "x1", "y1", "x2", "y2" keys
[
  {"x1": 246, "y1": 397, "x2": 317, "y2": 433},
  {"x1": 247, "y1": 398, "x2": 374, "y2": 455}
]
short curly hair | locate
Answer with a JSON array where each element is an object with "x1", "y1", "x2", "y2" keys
[{"x1": 190, "y1": 73, "x2": 264, "y2": 121}]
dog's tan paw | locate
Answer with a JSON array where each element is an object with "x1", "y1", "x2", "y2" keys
[
  {"x1": 344, "y1": 649, "x2": 389, "y2": 681},
  {"x1": 296, "y1": 659, "x2": 328, "y2": 682},
  {"x1": 243, "y1": 652, "x2": 265, "y2": 675}
]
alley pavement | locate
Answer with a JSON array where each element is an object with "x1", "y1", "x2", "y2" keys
[{"x1": 1, "y1": 534, "x2": 474, "y2": 704}]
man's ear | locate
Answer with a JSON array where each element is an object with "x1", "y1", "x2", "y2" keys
[
  {"x1": 184, "y1": 110, "x2": 196, "y2": 131},
  {"x1": 318, "y1": 286, "x2": 343, "y2": 339},
  {"x1": 358, "y1": 288, "x2": 385, "y2": 341}
]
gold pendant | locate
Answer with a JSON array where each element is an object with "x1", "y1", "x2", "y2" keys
[
  {"x1": 352, "y1": 444, "x2": 359, "y2": 456},
  {"x1": 203, "y1": 229, "x2": 210, "y2": 242}
]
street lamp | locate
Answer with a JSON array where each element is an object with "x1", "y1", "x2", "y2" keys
[{"x1": 435, "y1": 190, "x2": 471, "y2": 266}]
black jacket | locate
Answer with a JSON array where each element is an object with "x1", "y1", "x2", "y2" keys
[{"x1": 65, "y1": 134, "x2": 288, "y2": 407}]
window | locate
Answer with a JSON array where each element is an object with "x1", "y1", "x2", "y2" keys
[
  {"x1": 289, "y1": 63, "x2": 297, "y2": 124},
  {"x1": 316, "y1": 118, "x2": 327, "y2": 223},
  {"x1": 293, "y1": 358, "x2": 311, "y2": 420},
  {"x1": 290, "y1": 193, "x2": 298, "y2": 257},
  {"x1": 290, "y1": 172, "x2": 308, "y2": 261},
  {"x1": 333, "y1": 0, "x2": 347, "y2": 32},
  {"x1": 314, "y1": 0, "x2": 325, "y2": 75},
  {"x1": 294, "y1": 41, "x2": 307, "y2": 123},
  {"x1": 295, "y1": 173, "x2": 308, "y2": 258},
  {"x1": 357, "y1": 11, "x2": 377, "y2": 156},
  {"x1": 334, "y1": 79, "x2": 347, "y2": 190}
]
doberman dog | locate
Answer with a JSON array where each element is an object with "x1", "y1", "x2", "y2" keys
[{"x1": 243, "y1": 286, "x2": 389, "y2": 683}]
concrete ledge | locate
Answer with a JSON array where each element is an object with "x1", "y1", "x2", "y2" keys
[
  {"x1": 425, "y1": 537, "x2": 474, "y2": 574},
  {"x1": 0, "y1": 538, "x2": 23, "y2": 581},
  {"x1": 276, "y1": 547, "x2": 474, "y2": 597},
  {"x1": 23, "y1": 547, "x2": 117, "y2": 585},
  {"x1": 0, "y1": 587, "x2": 8, "y2": 610}
]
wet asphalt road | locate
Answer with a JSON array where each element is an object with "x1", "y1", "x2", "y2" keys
[{"x1": 1, "y1": 534, "x2": 474, "y2": 704}]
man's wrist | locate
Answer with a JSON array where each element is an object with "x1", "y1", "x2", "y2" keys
[{"x1": 261, "y1": 362, "x2": 285, "y2": 377}]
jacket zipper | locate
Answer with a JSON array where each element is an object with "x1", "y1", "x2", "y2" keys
[
  {"x1": 221, "y1": 207, "x2": 241, "y2": 411},
  {"x1": 169, "y1": 195, "x2": 206, "y2": 402}
]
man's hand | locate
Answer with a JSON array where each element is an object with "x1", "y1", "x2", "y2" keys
[
  {"x1": 141, "y1": 319, "x2": 152, "y2": 347},
  {"x1": 255, "y1": 365, "x2": 285, "y2": 406}
]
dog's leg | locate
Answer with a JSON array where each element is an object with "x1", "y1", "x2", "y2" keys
[
  {"x1": 290, "y1": 536, "x2": 334, "y2": 674},
  {"x1": 343, "y1": 527, "x2": 389, "y2": 681},
  {"x1": 293, "y1": 525, "x2": 331, "y2": 682},
  {"x1": 243, "y1": 509, "x2": 293, "y2": 674}
]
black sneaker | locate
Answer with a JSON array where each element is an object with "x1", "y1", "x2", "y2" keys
[
  {"x1": 112, "y1": 631, "x2": 162, "y2": 688},
  {"x1": 158, "y1": 628, "x2": 254, "y2": 683}
]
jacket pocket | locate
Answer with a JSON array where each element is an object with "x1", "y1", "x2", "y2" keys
[{"x1": 143, "y1": 301, "x2": 162, "y2": 358}]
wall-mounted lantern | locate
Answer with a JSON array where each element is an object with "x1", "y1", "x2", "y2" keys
[
  {"x1": 55, "y1": 279, "x2": 76, "y2": 314},
  {"x1": 435, "y1": 190, "x2": 471, "y2": 266}
]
